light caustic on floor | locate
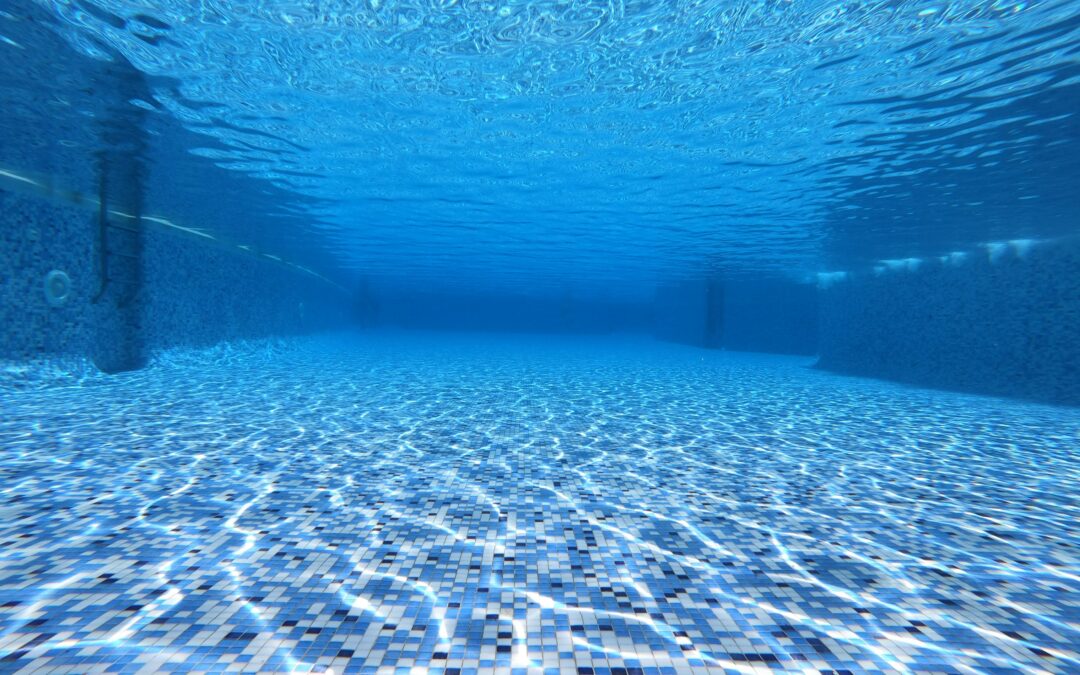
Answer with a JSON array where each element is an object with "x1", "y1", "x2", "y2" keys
[{"x1": 1, "y1": 334, "x2": 1078, "y2": 674}]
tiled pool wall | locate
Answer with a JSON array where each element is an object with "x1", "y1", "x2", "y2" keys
[
  {"x1": 653, "y1": 278, "x2": 818, "y2": 355},
  {"x1": 653, "y1": 279, "x2": 721, "y2": 348},
  {"x1": 723, "y1": 279, "x2": 818, "y2": 355},
  {"x1": 0, "y1": 188, "x2": 349, "y2": 373},
  {"x1": 372, "y1": 288, "x2": 653, "y2": 334},
  {"x1": 6, "y1": 181, "x2": 1080, "y2": 406},
  {"x1": 140, "y1": 224, "x2": 348, "y2": 352},
  {"x1": 817, "y1": 238, "x2": 1080, "y2": 405},
  {"x1": 0, "y1": 191, "x2": 97, "y2": 362}
]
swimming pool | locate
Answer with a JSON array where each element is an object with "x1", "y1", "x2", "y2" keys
[
  {"x1": 3, "y1": 0, "x2": 1080, "y2": 672},
  {"x1": 2, "y1": 334, "x2": 1077, "y2": 673}
]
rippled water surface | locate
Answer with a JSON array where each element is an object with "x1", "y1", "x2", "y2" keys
[
  {"x1": 1, "y1": 334, "x2": 1078, "y2": 673},
  {"x1": 2, "y1": 0, "x2": 1077, "y2": 294}
]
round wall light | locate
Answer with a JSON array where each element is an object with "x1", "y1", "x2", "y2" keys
[{"x1": 44, "y1": 269, "x2": 72, "y2": 308}]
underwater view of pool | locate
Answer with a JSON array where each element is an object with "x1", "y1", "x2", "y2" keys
[{"x1": 2, "y1": 0, "x2": 1079, "y2": 672}]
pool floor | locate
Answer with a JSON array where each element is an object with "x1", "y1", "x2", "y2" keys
[{"x1": 1, "y1": 333, "x2": 1078, "y2": 674}]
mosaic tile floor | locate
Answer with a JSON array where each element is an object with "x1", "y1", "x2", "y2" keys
[{"x1": 1, "y1": 333, "x2": 1078, "y2": 674}]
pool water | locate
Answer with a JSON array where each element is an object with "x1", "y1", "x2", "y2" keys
[{"x1": 2, "y1": 334, "x2": 1077, "y2": 673}]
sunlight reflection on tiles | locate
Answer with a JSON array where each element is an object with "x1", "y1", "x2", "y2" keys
[{"x1": 0, "y1": 333, "x2": 1078, "y2": 674}]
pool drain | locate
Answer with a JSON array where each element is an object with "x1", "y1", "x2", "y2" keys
[{"x1": 44, "y1": 269, "x2": 72, "y2": 307}]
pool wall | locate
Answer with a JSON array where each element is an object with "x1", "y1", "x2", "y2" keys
[
  {"x1": 140, "y1": 224, "x2": 348, "y2": 351},
  {"x1": 724, "y1": 279, "x2": 818, "y2": 355},
  {"x1": 816, "y1": 238, "x2": 1080, "y2": 405},
  {"x1": 0, "y1": 189, "x2": 349, "y2": 369},
  {"x1": 372, "y1": 288, "x2": 652, "y2": 334},
  {"x1": 652, "y1": 280, "x2": 720, "y2": 348},
  {"x1": 653, "y1": 278, "x2": 817, "y2": 355},
  {"x1": 7, "y1": 176, "x2": 1079, "y2": 406},
  {"x1": 1, "y1": 192, "x2": 98, "y2": 362}
]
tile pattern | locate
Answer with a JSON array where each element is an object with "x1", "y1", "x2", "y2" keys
[
  {"x1": 1, "y1": 188, "x2": 348, "y2": 381},
  {"x1": 818, "y1": 237, "x2": 1080, "y2": 406},
  {"x1": 654, "y1": 280, "x2": 818, "y2": 356},
  {"x1": 0, "y1": 191, "x2": 96, "y2": 361},
  {"x1": 139, "y1": 225, "x2": 349, "y2": 353},
  {"x1": 1, "y1": 334, "x2": 1078, "y2": 674}
]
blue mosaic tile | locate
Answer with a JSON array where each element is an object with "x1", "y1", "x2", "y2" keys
[
  {"x1": 1, "y1": 188, "x2": 349, "y2": 382},
  {"x1": 0, "y1": 335, "x2": 1078, "y2": 673},
  {"x1": 819, "y1": 237, "x2": 1080, "y2": 406}
]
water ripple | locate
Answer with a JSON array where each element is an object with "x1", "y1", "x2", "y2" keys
[{"x1": 3, "y1": 0, "x2": 1074, "y2": 293}]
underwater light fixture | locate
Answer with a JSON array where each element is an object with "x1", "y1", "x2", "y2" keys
[{"x1": 43, "y1": 269, "x2": 72, "y2": 307}]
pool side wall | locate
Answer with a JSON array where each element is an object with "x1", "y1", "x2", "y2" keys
[
  {"x1": 816, "y1": 238, "x2": 1080, "y2": 406},
  {"x1": 653, "y1": 278, "x2": 818, "y2": 355},
  {"x1": 724, "y1": 279, "x2": 818, "y2": 355},
  {"x1": 1, "y1": 189, "x2": 349, "y2": 367},
  {"x1": 372, "y1": 288, "x2": 653, "y2": 334}
]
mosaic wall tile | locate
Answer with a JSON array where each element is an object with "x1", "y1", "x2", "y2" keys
[
  {"x1": 653, "y1": 279, "x2": 817, "y2": 356},
  {"x1": 1, "y1": 188, "x2": 350, "y2": 379},
  {"x1": 818, "y1": 238, "x2": 1080, "y2": 406},
  {"x1": 140, "y1": 228, "x2": 349, "y2": 352},
  {"x1": 0, "y1": 191, "x2": 97, "y2": 360}
]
